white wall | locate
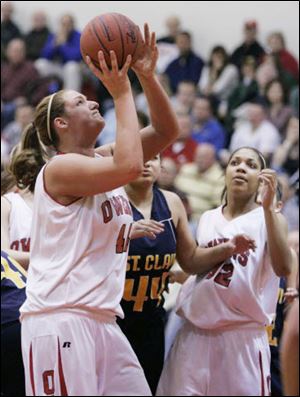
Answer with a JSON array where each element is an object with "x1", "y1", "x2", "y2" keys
[{"x1": 12, "y1": 0, "x2": 299, "y2": 60}]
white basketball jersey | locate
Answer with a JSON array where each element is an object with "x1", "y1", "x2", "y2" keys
[
  {"x1": 3, "y1": 192, "x2": 32, "y2": 252},
  {"x1": 176, "y1": 205, "x2": 279, "y2": 329},
  {"x1": 20, "y1": 162, "x2": 133, "y2": 320}
]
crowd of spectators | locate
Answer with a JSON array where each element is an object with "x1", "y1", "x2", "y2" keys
[{"x1": 1, "y1": 1, "x2": 299, "y2": 234}]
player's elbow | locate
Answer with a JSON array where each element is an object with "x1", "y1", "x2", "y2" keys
[
  {"x1": 273, "y1": 262, "x2": 292, "y2": 278},
  {"x1": 177, "y1": 256, "x2": 198, "y2": 275},
  {"x1": 123, "y1": 162, "x2": 143, "y2": 181}
]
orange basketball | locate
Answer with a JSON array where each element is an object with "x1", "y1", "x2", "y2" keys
[{"x1": 80, "y1": 13, "x2": 144, "y2": 69}]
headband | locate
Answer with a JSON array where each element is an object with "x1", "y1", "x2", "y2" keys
[{"x1": 47, "y1": 93, "x2": 56, "y2": 142}]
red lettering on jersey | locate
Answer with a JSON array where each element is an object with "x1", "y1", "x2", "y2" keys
[
  {"x1": 20, "y1": 238, "x2": 30, "y2": 252},
  {"x1": 10, "y1": 238, "x2": 30, "y2": 252},
  {"x1": 102, "y1": 201, "x2": 113, "y2": 223},
  {"x1": 120, "y1": 196, "x2": 132, "y2": 215},
  {"x1": 102, "y1": 195, "x2": 132, "y2": 224},
  {"x1": 206, "y1": 238, "x2": 229, "y2": 248},
  {"x1": 206, "y1": 238, "x2": 251, "y2": 268},
  {"x1": 110, "y1": 196, "x2": 124, "y2": 216},
  {"x1": 10, "y1": 241, "x2": 19, "y2": 250}
]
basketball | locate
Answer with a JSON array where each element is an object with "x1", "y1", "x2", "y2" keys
[{"x1": 80, "y1": 13, "x2": 144, "y2": 69}]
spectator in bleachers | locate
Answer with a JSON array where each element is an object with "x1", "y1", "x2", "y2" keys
[
  {"x1": 97, "y1": 105, "x2": 149, "y2": 147},
  {"x1": 257, "y1": 52, "x2": 298, "y2": 97},
  {"x1": 156, "y1": 15, "x2": 181, "y2": 73},
  {"x1": 157, "y1": 15, "x2": 181, "y2": 45},
  {"x1": 229, "y1": 102, "x2": 281, "y2": 164},
  {"x1": 174, "y1": 143, "x2": 224, "y2": 223},
  {"x1": 1, "y1": 1, "x2": 21, "y2": 55},
  {"x1": 162, "y1": 113, "x2": 198, "y2": 168},
  {"x1": 264, "y1": 78, "x2": 293, "y2": 136},
  {"x1": 135, "y1": 74, "x2": 172, "y2": 116},
  {"x1": 2, "y1": 104, "x2": 34, "y2": 154},
  {"x1": 198, "y1": 45, "x2": 239, "y2": 108},
  {"x1": 157, "y1": 157, "x2": 193, "y2": 221},
  {"x1": 231, "y1": 20, "x2": 265, "y2": 72},
  {"x1": 277, "y1": 173, "x2": 299, "y2": 233},
  {"x1": 156, "y1": 16, "x2": 181, "y2": 74},
  {"x1": 1, "y1": 38, "x2": 47, "y2": 126},
  {"x1": 170, "y1": 80, "x2": 197, "y2": 114},
  {"x1": 35, "y1": 14, "x2": 82, "y2": 91},
  {"x1": 164, "y1": 31, "x2": 204, "y2": 94},
  {"x1": 267, "y1": 32, "x2": 299, "y2": 84},
  {"x1": 191, "y1": 96, "x2": 226, "y2": 155},
  {"x1": 224, "y1": 56, "x2": 259, "y2": 137},
  {"x1": 289, "y1": 86, "x2": 299, "y2": 117},
  {"x1": 272, "y1": 116, "x2": 299, "y2": 177},
  {"x1": 25, "y1": 11, "x2": 50, "y2": 61},
  {"x1": 256, "y1": 53, "x2": 279, "y2": 95},
  {"x1": 1, "y1": 138, "x2": 11, "y2": 168}
]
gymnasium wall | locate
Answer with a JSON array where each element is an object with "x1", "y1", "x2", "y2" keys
[{"x1": 13, "y1": 0, "x2": 299, "y2": 59}]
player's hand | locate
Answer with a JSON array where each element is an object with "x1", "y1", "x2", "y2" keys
[
  {"x1": 226, "y1": 234, "x2": 257, "y2": 256},
  {"x1": 131, "y1": 23, "x2": 158, "y2": 78},
  {"x1": 130, "y1": 219, "x2": 164, "y2": 240},
  {"x1": 86, "y1": 50, "x2": 131, "y2": 99},
  {"x1": 258, "y1": 169, "x2": 277, "y2": 211},
  {"x1": 168, "y1": 270, "x2": 190, "y2": 285},
  {"x1": 284, "y1": 288, "x2": 299, "y2": 304}
]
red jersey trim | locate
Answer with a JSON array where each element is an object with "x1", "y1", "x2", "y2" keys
[
  {"x1": 57, "y1": 337, "x2": 68, "y2": 396},
  {"x1": 29, "y1": 343, "x2": 36, "y2": 396}
]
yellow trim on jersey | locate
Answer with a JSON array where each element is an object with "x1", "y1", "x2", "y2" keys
[{"x1": 1, "y1": 255, "x2": 27, "y2": 288}]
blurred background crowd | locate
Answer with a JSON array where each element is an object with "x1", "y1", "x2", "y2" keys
[{"x1": 1, "y1": 1, "x2": 299, "y2": 237}]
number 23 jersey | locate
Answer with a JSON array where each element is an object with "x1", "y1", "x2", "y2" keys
[{"x1": 176, "y1": 205, "x2": 279, "y2": 329}]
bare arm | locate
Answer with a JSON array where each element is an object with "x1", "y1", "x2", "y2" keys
[
  {"x1": 280, "y1": 299, "x2": 299, "y2": 396},
  {"x1": 286, "y1": 249, "x2": 299, "y2": 290},
  {"x1": 284, "y1": 248, "x2": 299, "y2": 304},
  {"x1": 132, "y1": 24, "x2": 179, "y2": 162},
  {"x1": 166, "y1": 192, "x2": 256, "y2": 275},
  {"x1": 95, "y1": 25, "x2": 179, "y2": 162},
  {"x1": 48, "y1": 51, "x2": 143, "y2": 198},
  {"x1": 1, "y1": 196, "x2": 30, "y2": 270},
  {"x1": 260, "y1": 169, "x2": 292, "y2": 277}
]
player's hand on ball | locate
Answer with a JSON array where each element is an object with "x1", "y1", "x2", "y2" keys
[
  {"x1": 131, "y1": 23, "x2": 158, "y2": 78},
  {"x1": 86, "y1": 50, "x2": 131, "y2": 99}
]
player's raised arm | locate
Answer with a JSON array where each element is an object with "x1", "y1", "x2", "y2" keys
[
  {"x1": 43, "y1": 50, "x2": 143, "y2": 198},
  {"x1": 132, "y1": 24, "x2": 180, "y2": 161}
]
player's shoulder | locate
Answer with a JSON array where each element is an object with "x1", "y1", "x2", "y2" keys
[
  {"x1": 160, "y1": 188, "x2": 183, "y2": 209},
  {"x1": 1, "y1": 194, "x2": 12, "y2": 211},
  {"x1": 159, "y1": 188, "x2": 186, "y2": 225}
]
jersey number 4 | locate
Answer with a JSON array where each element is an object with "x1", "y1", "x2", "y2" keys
[{"x1": 116, "y1": 224, "x2": 133, "y2": 254}]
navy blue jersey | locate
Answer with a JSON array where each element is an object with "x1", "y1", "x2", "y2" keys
[
  {"x1": 268, "y1": 277, "x2": 286, "y2": 396},
  {"x1": 121, "y1": 186, "x2": 177, "y2": 316},
  {"x1": 1, "y1": 250, "x2": 27, "y2": 325}
]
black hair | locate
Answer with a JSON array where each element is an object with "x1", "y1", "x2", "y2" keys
[
  {"x1": 221, "y1": 147, "x2": 266, "y2": 205},
  {"x1": 276, "y1": 179, "x2": 283, "y2": 202}
]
